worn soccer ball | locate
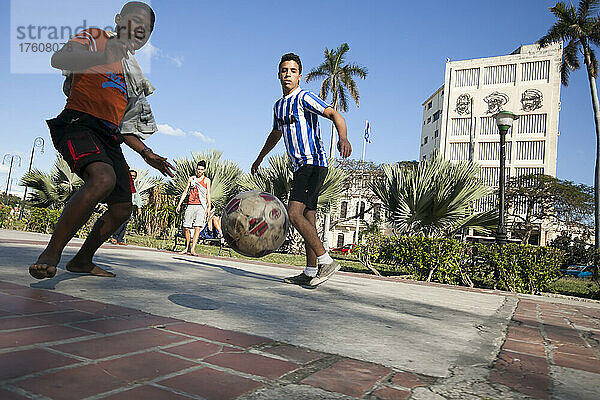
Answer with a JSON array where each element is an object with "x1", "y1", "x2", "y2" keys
[{"x1": 222, "y1": 190, "x2": 290, "y2": 258}]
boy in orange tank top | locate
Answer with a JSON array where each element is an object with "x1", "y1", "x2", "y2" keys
[{"x1": 29, "y1": 2, "x2": 176, "y2": 279}]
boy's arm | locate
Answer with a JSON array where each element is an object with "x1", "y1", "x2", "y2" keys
[
  {"x1": 205, "y1": 178, "x2": 212, "y2": 214},
  {"x1": 51, "y1": 38, "x2": 133, "y2": 71},
  {"x1": 176, "y1": 178, "x2": 191, "y2": 212},
  {"x1": 122, "y1": 134, "x2": 175, "y2": 177},
  {"x1": 323, "y1": 107, "x2": 352, "y2": 158},
  {"x1": 251, "y1": 129, "x2": 282, "y2": 174}
]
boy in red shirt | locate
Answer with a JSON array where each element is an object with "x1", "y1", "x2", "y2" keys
[{"x1": 29, "y1": 2, "x2": 175, "y2": 279}]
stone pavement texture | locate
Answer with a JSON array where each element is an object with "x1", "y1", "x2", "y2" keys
[{"x1": 0, "y1": 229, "x2": 599, "y2": 399}]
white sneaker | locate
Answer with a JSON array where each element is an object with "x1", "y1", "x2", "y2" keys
[{"x1": 309, "y1": 261, "x2": 341, "y2": 286}]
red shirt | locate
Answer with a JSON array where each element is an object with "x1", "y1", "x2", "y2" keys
[{"x1": 65, "y1": 28, "x2": 128, "y2": 126}]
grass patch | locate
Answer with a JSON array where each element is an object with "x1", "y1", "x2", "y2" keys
[
  {"x1": 124, "y1": 233, "x2": 392, "y2": 275},
  {"x1": 549, "y1": 277, "x2": 600, "y2": 300}
]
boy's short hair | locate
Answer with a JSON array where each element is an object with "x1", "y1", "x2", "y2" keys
[
  {"x1": 279, "y1": 53, "x2": 302, "y2": 73},
  {"x1": 197, "y1": 160, "x2": 207, "y2": 168},
  {"x1": 120, "y1": 1, "x2": 156, "y2": 31}
]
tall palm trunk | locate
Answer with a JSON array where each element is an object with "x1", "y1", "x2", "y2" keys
[{"x1": 584, "y1": 47, "x2": 600, "y2": 279}]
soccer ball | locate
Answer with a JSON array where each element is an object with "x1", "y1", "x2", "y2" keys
[{"x1": 222, "y1": 190, "x2": 290, "y2": 258}]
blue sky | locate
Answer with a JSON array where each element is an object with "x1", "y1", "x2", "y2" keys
[{"x1": 1, "y1": 0, "x2": 597, "y2": 193}]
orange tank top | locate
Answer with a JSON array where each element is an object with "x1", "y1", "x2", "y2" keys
[{"x1": 65, "y1": 28, "x2": 128, "y2": 126}]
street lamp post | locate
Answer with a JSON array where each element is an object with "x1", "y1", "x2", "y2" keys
[
  {"x1": 2, "y1": 154, "x2": 22, "y2": 204},
  {"x1": 19, "y1": 137, "x2": 45, "y2": 218},
  {"x1": 494, "y1": 111, "x2": 519, "y2": 245}
]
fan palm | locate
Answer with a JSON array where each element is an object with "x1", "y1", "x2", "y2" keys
[
  {"x1": 20, "y1": 156, "x2": 83, "y2": 209},
  {"x1": 166, "y1": 150, "x2": 243, "y2": 214},
  {"x1": 371, "y1": 155, "x2": 497, "y2": 238},
  {"x1": 131, "y1": 169, "x2": 161, "y2": 206},
  {"x1": 539, "y1": 0, "x2": 600, "y2": 267}
]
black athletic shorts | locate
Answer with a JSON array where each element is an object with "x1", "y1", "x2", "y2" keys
[
  {"x1": 46, "y1": 109, "x2": 133, "y2": 204},
  {"x1": 289, "y1": 164, "x2": 328, "y2": 210}
]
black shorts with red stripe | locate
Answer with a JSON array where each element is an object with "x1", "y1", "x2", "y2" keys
[{"x1": 47, "y1": 108, "x2": 133, "y2": 204}]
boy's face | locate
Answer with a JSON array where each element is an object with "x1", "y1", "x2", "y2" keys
[
  {"x1": 115, "y1": 8, "x2": 153, "y2": 51},
  {"x1": 129, "y1": 171, "x2": 137, "y2": 181},
  {"x1": 278, "y1": 60, "x2": 301, "y2": 94},
  {"x1": 196, "y1": 166, "x2": 205, "y2": 176}
]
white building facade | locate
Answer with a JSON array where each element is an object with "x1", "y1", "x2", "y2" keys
[{"x1": 420, "y1": 43, "x2": 563, "y2": 244}]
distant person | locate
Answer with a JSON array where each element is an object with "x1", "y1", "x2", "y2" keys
[
  {"x1": 176, "y1": 161, "x2": 212, "y2": 255},
  {"x1": 251, "y1": 52, "x2": 352, "y2": 287},
  {"x1": 110, "y1": 169, "x2": 143, "y2": 245},
  {"x1": 28, "y1": 2, "x2": 175, "y2": 280}
]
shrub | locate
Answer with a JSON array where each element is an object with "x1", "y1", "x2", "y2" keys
[
  {"x1": 355, "y1": 232, "x2": 564, "y2": 295},
  {"x1": 26, "y1": 207, "x2": 61, "y2": 233}
]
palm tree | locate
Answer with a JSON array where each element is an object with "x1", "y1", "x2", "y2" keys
[
  {"x1": 305, "y1": 43, "x2": 368, "y2": 157},
  {"x1": 131, "y1": 169, "x2": 162, "y2": 206},
  {"x1": 20, "y1": 156, "x2": 83, "y2": 209},
  {"x1": 371, "y1": 154, "x2": 497, "y2": 238},
  {"x1": 305, "y1": 42, "x2": 368, "y2": 245},
  {"x1": 539, "y1": 0, "x2": 600, "y2": 273},
  {"x1": 167, "y1": 150, "x2": 243, "y2": 214}
]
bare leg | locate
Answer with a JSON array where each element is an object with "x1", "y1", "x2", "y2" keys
[
  {"x1": 29, "y1": 162, "x2": 117, "y2": 279},
  {"x1": 288, "y1": 200, "x2": 326, "y2": 258},
  {"x1": 179, "y1": 228, "x2": 191, "y2": 254},
  {"x1": 213, "y1": 216, "x2": 222, "y2": 235},
  {"x1": 66, "y1": 201, "x2": 132, "y2": 277},
  {"x1": 303, "y1": 209, "x2": 318, "y2": 267},
  {"x1": 190, "y1": 226, "x2": 201, "y2": 255}
]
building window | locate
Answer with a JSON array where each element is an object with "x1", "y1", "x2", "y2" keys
[
  {"x1": 478, "y1": 141, "x2": 512, "y2": 161},
  {"x1": 518, "y1": 114, "x2": 547, "y2": 135},
  {"x1": 373, "y1": 203, "x2": 381, "y2": 221},
  {"x1": 522, "y1": 60, "x2": 550, "y2": 81},
  {"x1": 433, "y1": 110, "x2": 441, "y2": 122},
  {"x1": 450, "y1": 118, "x2": 471, "y2": 136},
  {"x1": 340, "y1": 201, "x2": 347, "y2": 219},
  {"x1": 454, "y1": 68, "x2": 480, "y2": 87},
  {"x1": 483, "y1": 64, "x2": 517, "y2": 85},
  {"x1": 434, "y1": 129, "x2": 439, "y2": 138},
  {"x1": 427, "y1": 102, "x2": 432, "y2": 109},
  {"x1": 337, "y1": 233, "x2": 344, "y2": 248},
  {"x1": 449, "y1": 142, "x2": 470, "y2": 161},
  {"x1": 427, "y1": 116, "x2": 431, "y2": 123},
  {"x1": 423, "y1": 155, "x2": 427, "y2": 161},
  {"x1": 360, "y1": 201, "x2": 365, "y2": 220},
  {"x1": 515, "y1": 167, "x2": 544, "y2": 177},
  {"x1": 424, "y1": 136, "x2": 428, "y2": 145},
  {"x1": 516, "y1": 141, "x2": 545, "y2": 161}
]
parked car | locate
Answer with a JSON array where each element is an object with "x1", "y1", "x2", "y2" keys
[
  {"x1": 559, "y1": 265, "x2": 594, "y2": 279},
  {"x1": 331, "y1": 243, "x2": 356, "y2": 255}
]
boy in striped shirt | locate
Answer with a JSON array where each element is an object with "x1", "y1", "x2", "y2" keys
[{"x1": 251, "y1": 53, "x2": 352, "y2": 287}]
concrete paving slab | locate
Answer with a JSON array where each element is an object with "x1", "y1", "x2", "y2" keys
[{"x1": 0, "y1": 230, "x2": 508, "y2": 378}]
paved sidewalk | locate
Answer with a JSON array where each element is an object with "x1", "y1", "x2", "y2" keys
[{"x1": 1, "y1": 229, "x2": 600, "y2": 399}]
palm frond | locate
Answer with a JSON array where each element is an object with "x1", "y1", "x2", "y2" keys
[{"x1": 371, "y1": 154, "x2": 495, "y2": 237}]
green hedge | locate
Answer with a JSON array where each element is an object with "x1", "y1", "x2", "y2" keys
[{"x1": 355, "y1": 232, "x2": 564, "y2": 295}]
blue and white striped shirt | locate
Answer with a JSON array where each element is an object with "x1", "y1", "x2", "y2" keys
[{"x1": 272, "y1": 87, "x2": 331, "y2": 171}]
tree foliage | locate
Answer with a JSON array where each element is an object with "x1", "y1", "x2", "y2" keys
[
  {"x1": 505, "y1": 174, "x2": 594, "y2": 243},
  {"x1": 371, "y1": 154, "x2": 497, "y2": 237},
  {"x1": 20, "y1": 156, "x2": 83, "y2": 209}
]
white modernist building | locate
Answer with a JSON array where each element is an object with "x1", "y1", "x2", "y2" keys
[{"x1": 420, "y1": 42, "x2": 563, "y2": 244}]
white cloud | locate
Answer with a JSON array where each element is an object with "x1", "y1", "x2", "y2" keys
[
  {"x1": 140, "y1": 43, "x2": 184, "y2": 67},
  {"x1": 157, "y1": 124, "x2": 186, "y2": 136},
  {"x1": 0, "y1": 165, "x2": 9, "y2": 175},
  {"x1": 157, "y1": 124, "x2": 215, "y2": 143},
  {"x1": 190, "y1": 131, "x2": 215, "y2": 143}
]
